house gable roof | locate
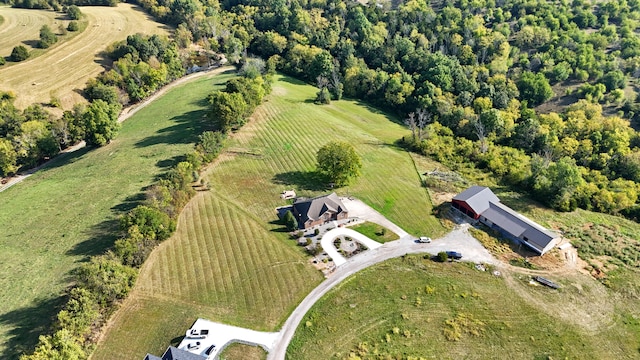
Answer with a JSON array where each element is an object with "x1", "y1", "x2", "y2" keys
[
  {"x1": 452, "y1": 186, "x2": 500, "y2": 215},
  {"x1": 144, "y1": 355, "x2": 163, "y2": 360},
  {"x1": 293, "y1": 192, "x2": 347, "y2": 224},
  {"x1": 161, "y1": 346, "x2": 205, "y2": 360}
]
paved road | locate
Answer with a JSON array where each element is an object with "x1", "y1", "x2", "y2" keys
[
  {"x1": 267, "y1": 224, "x2": 498, "y2": 360},
  {"x1": 0, "y1": 66, "x2": 233, "y2": 193}
]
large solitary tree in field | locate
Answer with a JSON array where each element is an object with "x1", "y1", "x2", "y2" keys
[{"x1": 316, "y1": 141, "x2": 362, "y2": 186}]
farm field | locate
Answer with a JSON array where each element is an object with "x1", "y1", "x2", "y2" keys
[
  {"x1": 91, "y1": 75, "x2": 447, "y2": 359},
  {"x1": 0, "y1": 4, "x2": 169, "y2": 109},
  {"x1": 288, "y1": 255, "x2": 640, "y2": 359},
  {"x1": 0, "y1": 70, "x2": 233, "y2": 359}
]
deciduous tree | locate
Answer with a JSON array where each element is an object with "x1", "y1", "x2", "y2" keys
[{"x1": 316, "y1": 141, "x2": 362, "y2": 186}]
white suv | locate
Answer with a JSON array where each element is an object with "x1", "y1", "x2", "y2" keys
[{"x1": 418, "y1": 236, "x2": 432, "y2": 243}]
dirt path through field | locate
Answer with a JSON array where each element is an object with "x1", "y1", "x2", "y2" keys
[{"x1": 0, "y1": 66, "x2": 233, "y2": 193}]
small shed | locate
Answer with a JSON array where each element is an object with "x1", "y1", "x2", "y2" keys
[{"x1": 280, "y1": 190, "x2": 296, "y2": 200}]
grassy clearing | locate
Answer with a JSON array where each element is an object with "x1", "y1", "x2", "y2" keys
[
  {"x1": 0, "y1": 4, "x2": 169, "y2": 109},
  {"x1": 288, "y1": 255, "x2": 640, "y2": 359},
  {"x1": 351, "y1": 222, "x2": 399, "y2": 243},
  {"x1": 0, "y1": 71, "x2": 233, "y2": 359},
  {"x1": 219, "y1": 343, "x2": 267, "y2": 360},
  {"x1": 92, "y1": 75, "x2": 446, "y2": 359},
  {"x1": 207, "y1": 76, "x2": 446, "y2": 238}
]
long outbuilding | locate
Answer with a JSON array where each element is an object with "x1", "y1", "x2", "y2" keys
[{"x1": 452, "y1": 186, "x2": 560, "y2": 255}]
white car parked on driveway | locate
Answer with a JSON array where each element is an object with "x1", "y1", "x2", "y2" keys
[{"x1": 418, "y1": 236, "x2": 431, "y2": 243}]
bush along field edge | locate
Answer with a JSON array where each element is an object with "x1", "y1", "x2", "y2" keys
[{"x1": 18, "y1": 70, "x2": 273, "y2": 359}]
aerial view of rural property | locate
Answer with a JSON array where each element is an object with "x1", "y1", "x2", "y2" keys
[{"x1": 2, "y1": 0, "x2": 640, "y2": 358}]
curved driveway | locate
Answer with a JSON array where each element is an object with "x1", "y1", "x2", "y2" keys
[
  {"x1": 267, "y1": 224, "x2": 497, "y2": 360},
  {"x1": 320, "y1": 227, "x2": 383, "y2": 266}
]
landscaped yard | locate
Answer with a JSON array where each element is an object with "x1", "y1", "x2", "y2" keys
[
  {"x1": 0, "y1": 70, "x2": 234, "y2": 359},
  {"x1": 287, "y1": 255, "x2": 640, "y2": 359},
  {"x1": 92, "y1": 74, "x2": 446, "y2": 359}
]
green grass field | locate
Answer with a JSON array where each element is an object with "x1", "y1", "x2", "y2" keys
[
  {"x1": 92, "y1": 75, "x2": 446, "y2": 359},
  {"x1": 351, "y1": 222, "x2": 399, "y2": 243},
  {"x1": 288, "y1": 255, "x2": 640, "y2": 359},
  {"x1": 0, "y1": 70, "x2": 234, "y2": 359}
]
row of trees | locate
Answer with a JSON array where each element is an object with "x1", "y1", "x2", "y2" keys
[
  {"x1": 1, "y1": 34, "x2": 184, "y2": 177},
  {"x1": 20, "y1": 68, "x2": 271, "y2": 359},
  {"x1": 208, "y1": 63, "x2": 271, "y2": 132},
  {"x1": 0, "y1": 93, "x2": 120, "y2": 176}
]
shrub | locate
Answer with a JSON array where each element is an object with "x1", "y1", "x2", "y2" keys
[
  {"x1": 120, "y1": 205, "x2": 176, "y2": 241},
  {"x1": 0, "y1": 57, "x2": 5, "y2": 66},
  {"x1": 38, "y1": 25, "x2": 58, "y2": 48},
  {"x1": 10, "y1": 45, "x2": 30, "y2": 62},
  {"x1": 283, "y1": 210, "x2": 298, "y2": 231},
  {"x1": 67, "y1": 21, "x2": 79, "y2": 32},
  {"x1": 114, "y1": 226, "x2": 158, "y2": 267},
  {"x1": 75, "y1": 256, "x2": 137, "y2": 307},
  {"x1": 437, "y1": 251, "x2": 449, "y2": 262},
  {"x1": 56, "y1": 287, "x2": 100, "y2": 340},
  {"x1": 66, "y1": 5, "x2": 82, "y2": 20}
]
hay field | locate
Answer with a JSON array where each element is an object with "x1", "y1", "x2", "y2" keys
[
  {"x1": 0, "y1": 4, "x2": 169, "y2": 109},
  {"x1": 0, "y1": 7, "x2": 60, "y2": 55}
]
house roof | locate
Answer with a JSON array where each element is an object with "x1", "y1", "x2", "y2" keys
[
  {"x1": 161, "y1": 346, "x2": 205, "y2": 360},
  {"x1": 144, "y1": 355, "x2": 163, "y2": 360},
  {"x1": 454, "y1": 186, "x2": 559, "y2": 254},
  {"x1": 293, "y1": 192, "x2": 347, "y2": 224},
  {"x1": 452, "y1": 186, "x2": 500, "y2": 215}
]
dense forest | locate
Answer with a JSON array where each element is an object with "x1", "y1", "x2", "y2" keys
[
  {"x1": 3, "y1": 0, "x2": 640, "y2": 357},
  {"x1": 4, "y1": 0, "x2": 640, "y2": 219}
]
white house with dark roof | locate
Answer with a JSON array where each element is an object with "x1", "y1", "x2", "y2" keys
[
  {"x1": 452, "y1": 186, "x2": 560, "y2": 255},
  {"x1": 292, "y1": 192, "x2": 348, "y2": 229}
]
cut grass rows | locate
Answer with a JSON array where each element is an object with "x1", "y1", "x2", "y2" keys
[
  {"x1": 0, "y1": 4, "x2": 169, "y2": 109},
  {"x1": 93, "y1": 75, "x2": 446, "y2": 359},
  {"x1": 136, "y1": 190, "x2": 318, "y2": 330}
]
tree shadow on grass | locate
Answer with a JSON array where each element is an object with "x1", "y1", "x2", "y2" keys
[
  {"x1": 29, "y1": 146, "x2": 91, "y2": 175},
  {"x1": 0, "y1": 295, "x2": 65, "y2": 360},
  {"x1": 111, "y1": 192, "x2": 147, "y2": 213},
  {"x1": 65, "y1": 218, "x2": 121, "y2": 258},
  {"x1": 21, "y1": 39, "x2": 39, "y2": 48},
  {"x1": 155, "y1": 154, "x2": 187, "y2": 171},
  {"x1": 134, "y1": 110, "x2": 212, "y2": 148},
  {"x1": 272, "y1": 171, "x2": 328, "y2": 192},
  {"x1": 268, "y1": 219, "x2": 290, "y2": 233}
]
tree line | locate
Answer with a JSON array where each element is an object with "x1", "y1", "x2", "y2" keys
[
  {"x1": 91, "y1": 0, "x2": 640, "y2": 218},
  {"x1": 20, "y1": 71, "x2": 271, "y2": 359},
  {"x1": 0, "y1": 33, "x2": 185, "y2": 177}
]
